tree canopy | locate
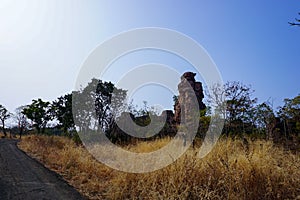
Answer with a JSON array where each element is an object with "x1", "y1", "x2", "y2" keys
[
  {"x1": 23, "y1": 99, "x2": 51, "y2": 134},
  {"x1": 0, "y1": 104, "x2": 10, "y2": 137},
  {"x1": 51, "y1": 93, "x2": 74, "y2": 133}
]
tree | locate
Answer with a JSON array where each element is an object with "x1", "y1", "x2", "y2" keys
[
  {"x1": 23, "y1": 99, "x2": 51, "y2": 134},
  {"x1": 207, "y1": 82, "x2": 257, "y2": 136},
  {"x1": 94, "y1": 79, "x2": 127, "y2": 133},
  {"x1": 289, "y1": 12, "x2": 300, "y2": 27},
  {"x1": 224, "y1": 81, "x2": 257, "y2": 135},
  {"x1": 73, "y1": 78, "x2": 127, "y2": 134},
  {"x1": 198, "y1": 113, "x2": 211, "y2": 139},
  {"x1": 0, "y1": 104, "x2": 10, "y2": 137},
  {"x1": 14, "y1": 106, "x2": 31, "y2": 138},
  {"x1": 51, "y1": 93, "x2": 74, "y2": 134},
  {"x1": 278, "y1": 94, "x2": 300, "y2": 138},
  {"x1": 253, "y1": 102, "x2": 276, "y2": 139},
  {"x1": 205, "y1": 83, "x2": 227, "y2": 119},
  {"x1": 72, "y1": 89, "x2": 93, "y2": 132}
]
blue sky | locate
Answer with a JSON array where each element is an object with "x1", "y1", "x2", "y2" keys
[{"x1": 0, "y1": 0, "x2": 299, "y2": 113}]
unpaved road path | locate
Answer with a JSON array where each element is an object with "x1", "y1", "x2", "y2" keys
[{"x1": 0, "y1": 139, "x2": 85, "y2": 200}]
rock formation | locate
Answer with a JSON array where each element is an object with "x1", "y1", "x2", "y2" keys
[
  {"x1": 110, "y1": 72, "x2": 206, "y2": 143},
  {"x1": 174, "y1": 72, "x2": 206, "y2": 125}
]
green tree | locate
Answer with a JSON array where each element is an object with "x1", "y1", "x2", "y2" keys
[
  {"x1": 0, "y1": 104, "x2": 10, "y2": 137},
  {"x1": 198, "y1": 115, "x2": 211, "y2": 139},
  {"x1": 278, "y1": 94, "x2": 300, "y2": 138},
  {"x1": 253, "y1": 102, "x2": 276, "y2": 138},
  {"x1": 51, "y1": 93, "x2": 74, "y2": 134},
  {"x1": 23, "y1": 99, "x2": 51, "y2": 134},
  {"x1": 95, "y1": 79, "x2": 127, "y2": 133},
  {"x1": 225, "y1": 81, "x2": 257, "y2": 135},
  {"x1": 72, "y1": 89, "x2": 93, "y2": 132},
  {"x1": 73, "y1": 78, "x2": 127, "y2": 134}
]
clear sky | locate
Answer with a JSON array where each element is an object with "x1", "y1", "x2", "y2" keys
[{"x1": 0, "y1": 0, "x2": 299, "y2": 113}]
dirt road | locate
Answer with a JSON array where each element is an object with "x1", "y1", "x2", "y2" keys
[{"x1": 0, "y1": 139, "x2": 85, "y2": 200}]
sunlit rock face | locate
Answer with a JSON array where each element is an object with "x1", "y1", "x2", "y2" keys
[{"x1": 174, "y1": 72, "x2": 206, "y2": 125}]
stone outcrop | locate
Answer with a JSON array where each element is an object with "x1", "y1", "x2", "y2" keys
[
  {"x1": 110, "y1": 72, "x2": 206, "y2": 143},
  {"x1": 174, "y1": 72, "x2": 206, "y2": 125},
  {"x1": 161, "y1": 110, "x2": 175, "y2": 125}
]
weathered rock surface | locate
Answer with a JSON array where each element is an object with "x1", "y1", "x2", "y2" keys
[{"x1": 174, "y1": 72, "x2": 206, "y2": 125}]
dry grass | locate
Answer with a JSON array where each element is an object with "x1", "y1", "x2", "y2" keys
[{"x1": 18, "y1": 135, "x2": 300, "y2": 200}]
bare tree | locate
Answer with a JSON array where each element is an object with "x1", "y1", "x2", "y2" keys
[
  {"x1": 205, "y1": 83, "x2": 227, "y2": 119},
  {"x1": 206, "y1": 81, "x2": 257, "y2": 136},
  {"x1": 14, "y1": 106, "x2": 31, "y2": 139},
  {"x1": 289, "y1": 12, "x2": 300, "y2": 27}
]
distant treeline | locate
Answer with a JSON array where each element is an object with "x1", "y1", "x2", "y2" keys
[{"x1": 0, "y1": 78, "x2": 299, "y2": 147}]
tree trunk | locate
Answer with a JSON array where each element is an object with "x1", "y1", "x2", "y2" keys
[
  {"x1": 41, "y1": 126, "x2": 46, "y2": 134},
  {"x1": 36, "y1": 126, "x2": 41, "y2": 134},
  {"x1": 19, "y1": 127, "x2": 23, "y2": 139},
  {"x1": 1, "y1": 120, "x2": 6, "y2": 137}
]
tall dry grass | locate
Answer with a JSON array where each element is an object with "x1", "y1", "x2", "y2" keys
[{"x1": 18, "y1": 135, "x2": 300, "y2": 200}]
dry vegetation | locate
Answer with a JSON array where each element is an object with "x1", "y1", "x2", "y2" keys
[{"x1": 18, "y1": 135, "x2": 300, "y2": 200}]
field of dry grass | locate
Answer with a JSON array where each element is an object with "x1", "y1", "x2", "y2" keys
[{"x1": 18, "y1": 135, "x2": 300, "y2": 200}]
